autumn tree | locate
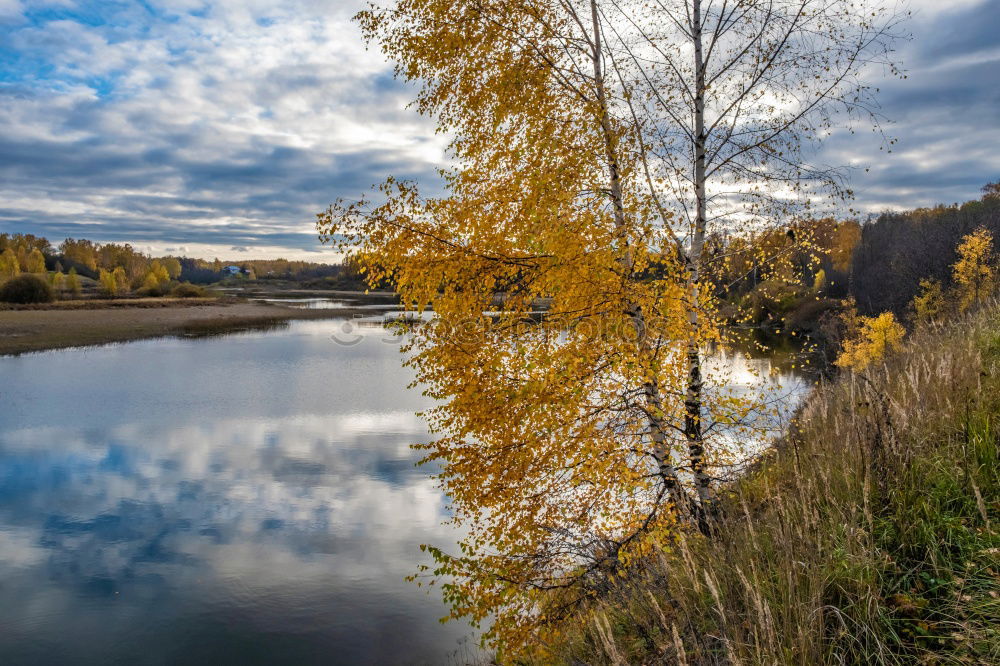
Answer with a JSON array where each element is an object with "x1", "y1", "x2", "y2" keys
[
  {"x1": 0, "y1": 249, "x2": 19, "y2": 282},
  {"x1": 98, "y1": 269, "x2": 117, "y2": 295},
  {"x1": 141, "y1": 272, "x2": 162, "y2": 292},
  {"x1": 66, "y1": 268, "x2": 82, "y2": 296},
  {"x1": 983, "y1": 181, "x2": 1000, "y2": 201},
  {"x1": 25, "y1": 248, "x2": 46, "y2": 274},
  {"x1": 112, "y1": 266, "x2": 128, "y2": 294},
  {"x1": 320, "y1": 0, "x2": 904, "y2": 654},
  {"x1": 163, "y1": 257, "x2": 182, "y2": 280},
  {"x1": 851, "y1": 189, "x2": 1000, "y2": 316},
  {"x1": 60, "y1": 238, "x2": 99, "y2": 271},
  {"x1": 141, "y1": 260, "x2": 171, "y2": 292},
  {"x1": 910, "y1": 278, "x2": 944, "y2": 324},
  {"x1": 99, "y1": 267, "x2": 129, "y2": 296},
  {"x1": 952, "y1": 227, "x2": 995, "y2": 311},
  {"x1": 835, "y1": 311, "x2": 905, "y2": 371}
]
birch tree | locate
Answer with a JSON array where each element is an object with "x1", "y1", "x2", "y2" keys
[
  {"x1": 319, "y1": 0, "x2": 905, "y2": 654},
  {"x1": 953, "y1": 227, "x2": 995, "y2": 311}
]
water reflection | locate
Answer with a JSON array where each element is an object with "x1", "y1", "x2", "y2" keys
[
  {"x1": 0, "y1": 317, "x2": 808, "y2": 665},
  {"x1": 252, "y1": 297, "x2": 403, "y2": 311},
  {"x1": 253, "y1": 297, "x2": 353, "y2": 309},
  {"x1": 0, "y1": 321, "x2": 476, "y2": 665}
]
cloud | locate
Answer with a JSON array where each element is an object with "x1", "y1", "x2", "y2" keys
[
  {"x1": 0, "y1": 0, "x2": 445, "y2": 259},
  {"x1": 817, "y1": 0, "x2": 1000, "y2": 212},
  {"x1": 0, "y1": 1, "x2": 998, "y2": 256}
]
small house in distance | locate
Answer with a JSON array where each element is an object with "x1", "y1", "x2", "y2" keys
[{"x1": 223, "y1": 265, "x2": 242, "y2": 276}]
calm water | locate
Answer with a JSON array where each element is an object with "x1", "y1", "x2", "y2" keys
[
  {"x1": 0, "y1": 315, "x2": 808, "y2": 665},
  {"x1": 251, "y1": 297, "x2": 402, "y2": 311},
  {"x1": 0, "y1": 319, "x2": 477, "y2": 665}
]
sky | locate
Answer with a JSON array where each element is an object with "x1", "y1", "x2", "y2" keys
[{"x1": 0, "y1": 0, "x2": 998, "y2": 261}]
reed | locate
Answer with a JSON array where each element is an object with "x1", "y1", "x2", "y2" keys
[{"x1": 548, "y1": 305, "x2": 1000, "y2": 665}]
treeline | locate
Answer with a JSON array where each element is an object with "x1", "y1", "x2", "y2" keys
[
  {"x1": 0, "y1": 233, "x2": 363, "y2": 302},
  {"x1": 176, "y1": 256, "x2": 347, "y2": 284},
  {"x1": 702, "y1": 182, "x2": 1000, "y2": 337},
  {"x1": 58, "y1": 238, "x2": 354, "y2": 286},
  {"x1": 0, "y1": 234, "x2": 205, "y2": 301},
  {"x1": 853, "y1": 182, "x2": 1000, "y2": 316}
]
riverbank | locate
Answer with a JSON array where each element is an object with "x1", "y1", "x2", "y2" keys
[
  {"x1": 0, "y1": 298, "x2": 394, "y2": 355},
  {"x1": 548, "y1": 309, "x2": 1000, "y2": 664}
]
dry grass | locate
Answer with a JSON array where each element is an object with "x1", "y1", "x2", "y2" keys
[
  {"x1": 548, "y1": 307, "x2": 1000, "y2": 665},
  {"x1": 0, "y1": 296, "x2": 225, "y2": 310}
]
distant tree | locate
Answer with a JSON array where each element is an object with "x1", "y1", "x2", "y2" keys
[
  {"x1": 983, "y1": 181, "x2": 1000, "y2": 201},
  {"x1": 25, "y1": 248, "x2": 46, "y2": 274},
  {"x1": 830, "y1": 221, "x2": 862, "y2": 275},
  {"x1": 0, "y1": 233, "x2": 52, "y2": 256},
  {"x1": 952, "y1": 227, "x2": 995, "y2": 311},
  {"x1": 98, "y1": 269, "x2": 117, "y2": 295},
  {"x1": 112, "y1": 266, "x2": 129, "y2": 294},
  {"x1": 812, "y1": 269, "x2": 827, "y2": 294},
  {"x1": 141, "y1": 272, "x2": 162, "y2": 292},
  {"x1": 148, "y1": 260, "x2": 170, "y2": 285},
  {"x1": 0, "y1": 274, "x2": 55, "y2": 304},
  {"x1": 162, "y1": 257, "x2": 182, "y2": 279},
  {"x1": 97, "y1": 243, "x2": 149, "y2": 286},
  {"x1": 0, "y1": 248, "x2": 19, "y2": 282},
  {"x1": 851, "y1": 191, "x2": 1000, "y2": 316},
  {"x1": 835, "y1": 311, "x2": 906, "y2": 371},
  {"x1": 60, "y1": 238, "x2": 99, "y2": 271},
  {"x1": 99, "y1": 267, "x2": 129, "y2": 296},
  {"x1": 910, "y1": 278, "x2": 945, "y2": 324},
  {"x1": 51, "y1": 271, "x2": 66, "y2": 292},
  {"x1": 66, "y1": 267, "x2": 82, "y2": 296}
]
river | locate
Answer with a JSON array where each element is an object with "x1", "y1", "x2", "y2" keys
[{"x1": 0, "y1": 307, "x2": 808, "y2": 664}]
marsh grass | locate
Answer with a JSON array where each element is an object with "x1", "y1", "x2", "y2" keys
[
  {"x1": 548, "y1": 306, "x2": 1000, "y2": 665},
  {"x1": 178, "y1": 315, "x2": 291, "y2": 337}
]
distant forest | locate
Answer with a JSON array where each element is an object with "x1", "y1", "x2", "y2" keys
[
  {"x1": 3, "y1": 181, "x2": 997, "y2": 309},
  {"x1": 703, "y1": 182, "x2": 1000, "y2": 337},
  {"x1": 0, "y1": 234, "x2": 360, "y2": 289},
  {"x1": 852, "y1": 183, "x2": 1000, "y2": 315}
]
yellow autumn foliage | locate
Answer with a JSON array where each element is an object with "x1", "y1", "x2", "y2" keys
[
  {"x1": 0, "y1": 248, "x2": 19, "y2": 282},
  {"x1": 835, "y1": 312, "x2": 906, "y2": 371},
  {"x1": 319, "y1": 0, "x2": 903, "y2": 658},
  {"x1": 910, "y1": 278, "x2": 944, "y2": 324},
  {"x1": 952, "y1": 227, "x2": 995, "y2": 311}
]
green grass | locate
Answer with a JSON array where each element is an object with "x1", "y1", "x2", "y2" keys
[{"x1": 546, "y1": 308, "x2": 1000, "y2": 665}]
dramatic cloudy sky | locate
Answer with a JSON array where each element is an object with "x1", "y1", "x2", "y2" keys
[{"x1": 1, "y1": 0, "x2": 998, "y2": 260}]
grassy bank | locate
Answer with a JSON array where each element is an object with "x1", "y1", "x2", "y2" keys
[
  {"x1": 0, "y1": 299, "x2": 395, "y2": 355},
  {"x1": 549, "y1": 308, "x2": 1000, "y2": 664}
]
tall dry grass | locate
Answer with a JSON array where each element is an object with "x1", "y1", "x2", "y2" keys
[{"x1": 548, "y1": 307, "x2": 1000, "y2": 665}]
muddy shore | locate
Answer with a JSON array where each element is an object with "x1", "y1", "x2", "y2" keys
[{"x1": 0, "y1": 297, "x2": 394, "y2": 355}]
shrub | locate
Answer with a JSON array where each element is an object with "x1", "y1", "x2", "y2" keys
[
  {"x1": 835, "y1": 311, "x2": 906, "y2": 370},
  {"x1": 170, "y1": 282, "x2": 207, "y2": 298},
  {"x1": 137, "y1": 272, "x2": 169, "y2": 297},
  {"x1": 0, "y1": 273, "x2": 56, "y2": 303},
  {"x1": 66, "y1": 268, "x2": 82, "y2": 296}
]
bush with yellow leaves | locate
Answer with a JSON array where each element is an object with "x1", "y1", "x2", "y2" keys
[{"x1": 835, "y1": 311, "x2": 906, "y2": 370}]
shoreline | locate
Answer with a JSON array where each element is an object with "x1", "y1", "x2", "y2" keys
[{"x1": 0, "y1": 298, "x2": 396, "y2": 356}]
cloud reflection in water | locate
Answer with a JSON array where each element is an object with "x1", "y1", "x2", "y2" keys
[{"x1": 0, "y1": 321, "x2": 476, "y2": 665}]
